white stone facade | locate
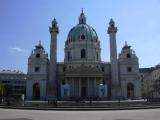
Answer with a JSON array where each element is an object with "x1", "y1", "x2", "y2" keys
[
  {"x1": 26, "y1": 41, "x2": 48, "y2": 100},
  {"x1": 119, "y1": 42, "x2": 141, "y2": 99},
  {"x1": 25, "y1": 11, "x2": 141, "y2": 100},
  {"x1": 26, "y1": 79, "x2": 46, "y2": 100}
]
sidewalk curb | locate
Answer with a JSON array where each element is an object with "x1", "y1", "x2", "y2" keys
[{"x1": 1, "y1": 105, "x2": 160, "y2": 111}]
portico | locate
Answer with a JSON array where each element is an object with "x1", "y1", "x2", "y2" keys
[
  {"x1": 59, "y1": 64, "x2": 108, "y2": 99},
  {"x1": 64, "y1": 77, "x2": 103, "y2": 97}
]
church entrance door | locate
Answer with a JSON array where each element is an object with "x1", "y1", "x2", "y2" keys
[
  {"x1": 81, "y1": 86, "x2": 87, "y2": 98},
  {"x1": 127, "y1": 83, "x2": 134, "y2": 99},
  {"x1": 33, "y1": 83, "x2": 40, "y2": 100},
  {"x1": 81, "y1": 78, "x2": 87, "y2": 98}
]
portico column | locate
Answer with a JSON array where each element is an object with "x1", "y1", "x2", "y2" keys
[
  {"x1": 79, "y1": 77, "x2": 81, "y2": 97},
  {"x1": 94, "y1": 78, "x2": 97, "y2": 96},
  {"x1": 87, "y1": 77, "x2": 90, "y2": 97},
  {"x1": 72, "y1": 77, "x2": 74, "y2": 96}
]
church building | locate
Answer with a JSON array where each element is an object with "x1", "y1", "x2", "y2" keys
[{"x1": 26, "y1": 10, "x2": 141, "y2": 100}]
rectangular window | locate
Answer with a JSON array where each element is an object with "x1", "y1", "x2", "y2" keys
[
  {"x1": 35, "y1": 67, "x2": 40, "y2": 72},
  {"x1": 127, "y1": 67, "x2": 132, "y2": 72}
]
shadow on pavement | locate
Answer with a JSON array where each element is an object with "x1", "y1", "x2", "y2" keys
[
  {"x1": 0, "y1": 118, "x2": 32, "y2": 120},
  {"x1": 115, "y1": 118, "x2": 135, "y2": 120}
]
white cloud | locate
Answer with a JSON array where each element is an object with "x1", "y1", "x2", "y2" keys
[{"x1": 10, "y1": 47, "x2": 26, "y2": 53}]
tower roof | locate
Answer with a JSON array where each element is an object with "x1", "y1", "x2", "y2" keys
[
  {"x1": 107, "y1": 18, "x2": 117, "y2": 34},
  {"x1": 35, "y1": 41, "x2": 44, "y2": 49},
  {"x1": 52, "y1": 18, "x2": 58, "y2": 27},
  {"x1": 109, "y1": 18, "x2": 115, "y2": 27},
  {"x1": 122, "y1": 41, "x2": 131, "y2": 50}
]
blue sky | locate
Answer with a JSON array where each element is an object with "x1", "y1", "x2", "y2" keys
[{"x1": 0, "y1": 0, "x2": 160, "y2": 73}]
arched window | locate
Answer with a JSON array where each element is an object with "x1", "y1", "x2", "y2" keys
[
  {"x1": 63, "y1": 67, "x2": 66, "y2": 72},
  {"x1": 81, "y1": 19, "x2": 84, "y2": 24},
  {"x1": 81, "y1": 35, "x2": 85, "y2": 40},
  {"x1": 81, "y1": 49, "x2": 86, "y2": 58},
  {"x1": 62, "y1": 80, "x2": 65, "y2": 85},
  {"x1": 36, "y1": 53, "x2": 40, "y2": 58},
  {"x1": 126, "y1": 53, "x2": 131, "y2": 58},
  {"x1": 67, "y1": 51, "x2": 70, "y2": 61},
  {"x1": 102, "y1": 67, "x2": 104, "y2": 72},
  {"x1": 68, "y1": 38, "x2": 71, "y2": 42},
  {"x1": 127, "y1": 83, "x2": 134, "y2": 99}
]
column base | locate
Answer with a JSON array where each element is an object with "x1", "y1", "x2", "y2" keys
[
  {"x1": 111, "y1": 84, "x2": 121, "y2": 100},
  {"x1": 46, "y1": 95, "x2": 57, "y2": 101}
]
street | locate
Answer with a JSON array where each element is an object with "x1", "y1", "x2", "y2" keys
[{"x1": 0, "y1": 108, "x2": 160, "y2": 120}]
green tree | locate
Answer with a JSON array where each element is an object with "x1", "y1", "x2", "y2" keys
[
  {"x1": 0, "y1": 84, "x2": 12, "y2": 97},
  {"x1": 0, "y1": 84, "x2": 5, "y2": 96},
  {"x1": 152, "y1": 80, "x2": 160, "y2": 98},
  {"x1": 0, "y1": 84, "x2": 6, "y2": 103}
]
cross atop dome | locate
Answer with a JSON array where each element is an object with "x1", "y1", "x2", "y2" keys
[
  {"x1": 125, "y1": 41, "x2": 128, "y2": 46},
  {"x1": 79, "y1": 8, "x2": 86, "y2": 24},
  {"x1": 81, "y1": 8, "x2": 84, "y2": 14},
  {"x1": 39, "y1": 40, "x2": 41, "y2": 46}
]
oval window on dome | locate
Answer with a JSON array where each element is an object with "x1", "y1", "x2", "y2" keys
[{"x1": 81, "y1": 35, "x2": 85, "y2": 40}]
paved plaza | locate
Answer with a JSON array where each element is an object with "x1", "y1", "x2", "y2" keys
[{"x1": 0, "y1": 108, "x2": 160, "y2": 120}]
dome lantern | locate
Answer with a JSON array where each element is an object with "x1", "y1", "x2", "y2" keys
[{"x1": 79, "y1": 8, "x2": 86, "y2": 24}]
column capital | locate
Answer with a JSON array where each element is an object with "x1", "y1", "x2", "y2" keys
[
  {"x1": 49, "y1": 26, "x2": 59, "y2": 33},
  {"x1": 49, "y1": 18, "x2": 59, "y2": 33},
  {"x1": 107, "y1": 18, "x2": 117, "y2": 34}
]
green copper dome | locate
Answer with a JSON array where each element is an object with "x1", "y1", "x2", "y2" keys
[
  {"x1": 67, "y1": 11, "x2": 98, "y2": 42},
  {"x1": 67, "y1": 24, "x2": 98, "y2": 41}
]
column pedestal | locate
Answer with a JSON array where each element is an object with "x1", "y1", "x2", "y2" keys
[{"x1": 111, "y1": 84, "x2": 121, "y2": 100}]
